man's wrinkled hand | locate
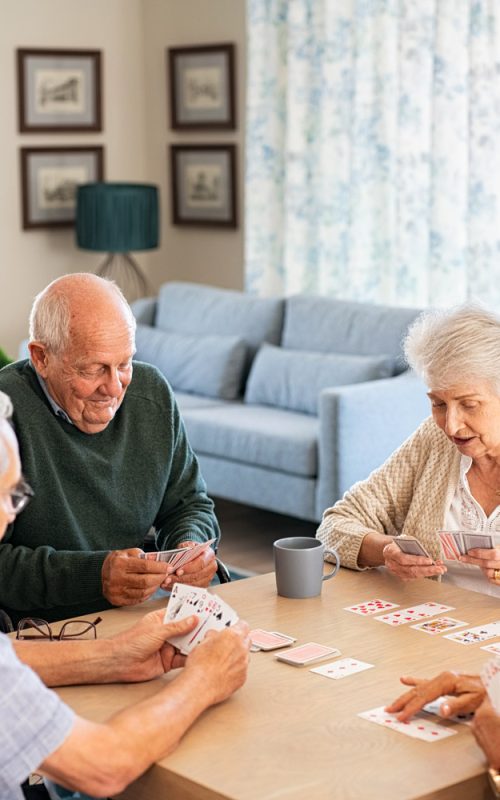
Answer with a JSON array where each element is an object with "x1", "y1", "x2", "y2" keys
[
  {"x1": 385, "y1": 671, "x2": 485, "y2": 722},
  {"x1": 161, "y1": 542, "x2": 217, "y2": 590},
  {"x1": 102, "y1": 548, "x2": 171, "y2": 606}
]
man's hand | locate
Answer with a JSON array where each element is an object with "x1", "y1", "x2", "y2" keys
[
  {"x1": 185, "y1": 620, "x2": 251, "y2": 705},
  {"x1": 460, "y1": 547, "x2": 500, "y2": 585},
  {"x1": 382, "y1": 541, "x2": 446, "y2": 581},
  {"x1": 472, "y1": 696, "x2": 500, "y2": 770},
  {"x1": 102, "y1": 548, "x2": 172, "y2": 606},
  {"x1": 385, "y1": 671, "x2": 485, "y2": 722},
  {"x1": 161, "y1": 541, "x2": 217, "y2": 590},
  {"x1": 109, "y1": 608, "x2": 198, "y2": 683}
]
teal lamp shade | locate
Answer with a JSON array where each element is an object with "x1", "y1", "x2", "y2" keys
[
  {"x1": 76, "y1": 183, "x2": 159, "y2": 252},
  {"x1": 75, "y1": 182, "x2": 159, "y2": 300}
]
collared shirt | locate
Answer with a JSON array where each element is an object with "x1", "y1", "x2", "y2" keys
[
  {"x1": 443, "y1": 455, "x2": 500, "y2": 598},
  {"x1": 0, "y1": 635, "x2": 75, "y2": 799},
  {"x1": 34, "y1": 371, "x2": 73, "y2": 425}
]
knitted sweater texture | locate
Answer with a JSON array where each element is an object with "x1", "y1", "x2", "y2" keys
[
  {"x1": 317, "y1": 417, "x2": 460, "y2": 569},
  {"x1": 0, "y1": 360, "x2": 219, "y2": 623}
]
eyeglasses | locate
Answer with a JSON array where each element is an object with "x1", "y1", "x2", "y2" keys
[
  {"x1": 16, "y1": 616, "x2": 102, "y2": 641},
  {"x1": 1, "y1": 478, "x2": 34, "y2": 515}
]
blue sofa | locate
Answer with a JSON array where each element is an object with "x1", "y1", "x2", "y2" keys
[{"x1": 131, "y1": 282, "x2": 430, "y2": 522}]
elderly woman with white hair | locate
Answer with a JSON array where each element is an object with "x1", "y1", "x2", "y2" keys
[{"x1": 317, "y1": 303, "x2": 500, "y2": 597}]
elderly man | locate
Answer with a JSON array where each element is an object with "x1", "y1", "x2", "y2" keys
[
  {"x1": 0, "y1": 390, "x2": 250, "y2": 799},
  {"x1": 0, "y1": 273, "x2": 219, "y2": 624}
]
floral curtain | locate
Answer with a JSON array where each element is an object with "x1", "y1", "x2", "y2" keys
[{"x1": 245, "y1": 0, "x2": 500, "y2": 308}]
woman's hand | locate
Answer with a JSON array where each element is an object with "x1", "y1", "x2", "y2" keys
[
  {"x1": 382, "y1": 541, "x2": 446, "y2": 581},
  {"x1": 460, "y1": 547, "x2": 500, "y2": 585},
  {"x1": 385, "y1": 671, "x2": 485, "y2": 722}
]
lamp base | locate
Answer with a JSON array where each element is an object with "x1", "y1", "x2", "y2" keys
[{"x1": 96, "y1": 252, "x2": 149, "y2": 301}]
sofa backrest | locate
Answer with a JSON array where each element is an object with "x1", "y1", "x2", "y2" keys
[
  {"x1": 281, "y1": 295, "x2": 422, "y2": 373},
  {"x1": 156, "y1": 282, "x2": 284, "y2": 358}
]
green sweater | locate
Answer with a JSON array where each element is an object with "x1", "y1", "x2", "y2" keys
[{"x1": 0, "y1": 360, "x2": 220, "y2": 623}]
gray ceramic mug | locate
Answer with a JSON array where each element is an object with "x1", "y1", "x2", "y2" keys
[{"x1": 273, "y1": 537, "x2": 340, "y2": 599}]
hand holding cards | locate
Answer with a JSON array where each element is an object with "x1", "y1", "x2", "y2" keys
[
  {"x1": 141, "y1": 538, "x2": 216, "y2": 570},
  {"x1": 164, "y1": 583, "x2": 238, "y2": 655}
]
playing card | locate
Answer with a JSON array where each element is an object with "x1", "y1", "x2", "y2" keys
[
  {"x1": 444, "y1": 621, "x2": 500, "y2": 645},
  {"x1": 276, "y1": 643, "x2": 341, "y2": 666},
  {"x1": 164, "y1": 584, "x2": 238, "y2": 655},
  {"x1": 481, "y1": 643, "x2": 500, "y2": 656},
  {"x1": 140, "y1": 538, "x2": 216, "y2": 568},
  {"x1": 358, "y1": 706, "x2": 457, "y2": 741},
  {"x1": 481, "y1": 658, "x2": 500, "y2": 712},
  {"x1": 411, "y1": 617, "x2": 468, "y2": 635},
  {"x1": 344, "y1": 599, "x2": 399, "y2": 616},
  {"x1": 422, "y1": 697, "x2": 473, "y2": 725},
  {"x1": 250, "y1": 629, "x2": 296, "y2": 651},
  {"x1": 375, "y1": 602, "x2": 454, "y2": 627},
  {"x1": 437, "y1": 531, "x2": 462, "y2": 561},
  {"x1": 311, "y1": 658, "x2": 373, "y2": 680},
  {"x1": 394, "y1": 537, "x2": 432, "y2": 559},
  {"x1": 462, "y1": 532, "x2": 494, "y2": 552}
]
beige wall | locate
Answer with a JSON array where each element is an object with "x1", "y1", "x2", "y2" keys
[
  {"x1": 0, "y1": 0, "x2": 246, "y2": 357},
  {"x1": 142, "y1": 0, "x2": 246, "y2": 292}
]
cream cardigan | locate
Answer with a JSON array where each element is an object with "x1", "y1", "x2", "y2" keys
[{"x1": 317, "y1": 417, "x2": 461, "y2": 570}]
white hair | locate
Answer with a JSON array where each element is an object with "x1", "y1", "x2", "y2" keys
[
  {"x1": 404, "y1": 303, "x2": 500, "y2": 392},
  {"x1": 0, "y1": 391, "x2": 13, "y2": 475},
  {"x1": 29, "y1": 274, "x2": 135, "y2": 354}
]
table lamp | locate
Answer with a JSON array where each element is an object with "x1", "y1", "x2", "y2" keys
[{"x1": 76, "y1": 182, "x2": 159, "y2": 300}]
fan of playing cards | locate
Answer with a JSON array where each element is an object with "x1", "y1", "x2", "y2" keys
[
  {"x1": 164, "y1": 584, "x2": 239, "y2": 655},
  {"x1": 140, "y1": 538, "x2": 216, "y2": 567}
]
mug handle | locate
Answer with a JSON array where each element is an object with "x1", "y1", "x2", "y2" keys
[{"x1": 322, "y1": 548, "x2": 340, "y2": 581}]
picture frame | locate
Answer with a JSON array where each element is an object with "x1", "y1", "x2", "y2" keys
[
  {"x1": 168, "y1": 43, "x2": 235, "y2": 130},
  {"x1": 170, "y1": 144, "x2": 237, "y2": 228},
  {"x1": 17, "y1": 48, "x2": 102, "y2": 132},
  {"x1": 20, "y1": 146, "x2": 104, "y2": 230}
]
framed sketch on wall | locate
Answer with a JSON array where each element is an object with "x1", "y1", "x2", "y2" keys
[
  {"x1": 168, "y1": 43, "x2": 235, "y2": 130},
  {"x1": 17, "y1": 48, "x2": 102, "y2": 132},
  {"x1": 20, "y1": 146, "x2": 104, "y2": 229},
  {"x1": 170, "y1": 144, "x2": 237, "y2": 227}
]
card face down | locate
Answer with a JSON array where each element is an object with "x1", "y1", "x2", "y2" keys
[
  {"x1": 276, "y1": 643, "x2": 341, "y2": 666},
  {"x1": 250, "y1": 629, "x2": 296, "y2": 651}
]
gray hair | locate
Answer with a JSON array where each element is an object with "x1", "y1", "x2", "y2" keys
[
  {"x1": 0, "y1": 391, "x2": 13, "y2": 475},
  {"x1": 404, "y1": 303, "x2": 500, "y2": 392},
  {"x1": 29, "y1": 275, "x2": 135, "y2": 354}
]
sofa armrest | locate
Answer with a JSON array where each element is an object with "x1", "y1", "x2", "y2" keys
[
  {"x1": 316, "y1": 371, "x2": 429, "y2": 519},
  {"x1": 130, "y1": 297, "x2": 157, "y2": 326}
]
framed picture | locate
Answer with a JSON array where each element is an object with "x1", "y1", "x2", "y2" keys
[
  {"x1": 17, "y1": 48, "x2": 102, "y2": 132},
  {"x1": 168, "y1": 43, "x2": 235, "y2": 130},
  {"x1": 20, "y1": 146, "x2": 104, "y2": 229},
  {"x1": 170, "y1": 144, "x2": 237, "y2": 228}
]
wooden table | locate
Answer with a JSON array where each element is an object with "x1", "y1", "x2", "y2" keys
[{"x1": 56, "y1": 569, "x2": 500, "y2": 800}]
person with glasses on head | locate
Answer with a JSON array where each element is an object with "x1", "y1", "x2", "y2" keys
[
  {"x1": 0, "y1": 273, "x2": 220, "y2": 626},
  {"x1": 0, "y1": 390, "x2": 251, "y2": 800}
]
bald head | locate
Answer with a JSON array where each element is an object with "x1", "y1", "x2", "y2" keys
[{"x1": 29, "y1": 273, "x2": 136, "y2": 355}]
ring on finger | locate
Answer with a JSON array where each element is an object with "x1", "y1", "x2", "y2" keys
[{"x1": 494, "y1": 569, "x2": 500, "y2": 583}]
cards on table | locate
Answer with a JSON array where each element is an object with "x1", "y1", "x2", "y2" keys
[
  {"x1": 344, "y1": 598, "x2": 399, "y2": 616},
  {"x1": 164, "y1": 583, "x2": 238, "y2": 655},
  {"x1": 140, "y1": 538, "x2": 216, "y2": 570},
  {"x1": 444, "y1": 621, "x2": 500, "y2": 645},
  {"x1": 375, "y1": 602, "x2": 454, "y2": 627},
  {"x1": 276, "y1": 643, "x2": 341, "y2": 666},
  {"x1": 311, "y1": 658, "x2": 373, "y2": 680},
  {"x1": 411, "y1": 617, "x2": 468, "y2": 636},
  {"x1": 358, "y1": 706, "x2": 457, "y2": 742},
  {"x1": 438, "y1": 530, "x2": 500, "y2": 561},
  {"x1": 482, "y1": 643, "x2": 500, "y2": 656},
  {"x1": 250, "y1": 629, "x2": 296, "y2": 651},
  {"x1": 481, "y1": 658, "x2": 500, "y2": 713}
]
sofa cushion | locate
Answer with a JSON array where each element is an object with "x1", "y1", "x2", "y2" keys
[
  {"x1": 155, "y1": 282, "x2": 284, "y2": 364},
  {"x1": 244, "y1": 344, "x2": 394, "y2": 415},
  {"x1": 135, "y1": 325, "x2": 246, "y2": 400},
  {"x1": 182, "y1": 403, "x2": 319, "y2": 478},
  {"x1": 282, "y1": 295, "x2": 421, "y2": 373}
]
